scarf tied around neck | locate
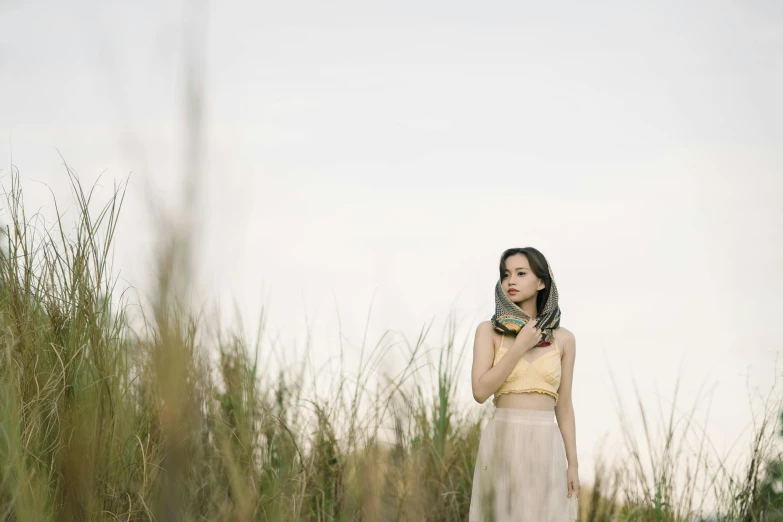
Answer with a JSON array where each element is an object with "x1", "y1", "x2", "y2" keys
[{"x1": 490, "y1": 259, "x2": 561, "y2": 348}]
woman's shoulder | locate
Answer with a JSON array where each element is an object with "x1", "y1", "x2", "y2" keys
[
  {"x1": 478, "y1": 320, "x2": 502, "y2": 335},
  {"x1": 478, "y1": 321, "x2": 504, "y2": 349},
  {"x1": 476, "y1": 320, "x2": 499, "y2": 340},
  {"x1": 477, "y1": 320, "x2": 494, "y2": 335},
  {"x1": 554, "y1": 326, "x2": 576, "y2": 341},
  {"x1": 478, "y1": 320, "x2": 501, "y2": 336},
  {"x1": 553, "y1": 326, "x2": 576, "y2": 350}
]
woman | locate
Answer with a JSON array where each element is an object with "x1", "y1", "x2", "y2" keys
[{"x1": 469, "y1": 247, "x2": 579, "y2": 521}]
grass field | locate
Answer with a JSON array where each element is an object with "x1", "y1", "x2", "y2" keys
[{"x1": 0, "y1": 168, "x2": 780, "y2": 521}]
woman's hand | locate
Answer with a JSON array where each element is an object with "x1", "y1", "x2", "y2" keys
[
  {"x1": 511, "y1": 318, "x2": 544, "y2": 355},
  {"x1": 567, "y1": 465, "x2": 580, "y2": 499}
]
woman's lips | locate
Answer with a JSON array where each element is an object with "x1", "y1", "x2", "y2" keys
[{"x1": 508, "y1": 289, "x2": 518, "y2": 294}]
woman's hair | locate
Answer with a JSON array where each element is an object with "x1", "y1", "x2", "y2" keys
[{"x1": 498, "y1": 247, "x2": 552, "y2": 316}]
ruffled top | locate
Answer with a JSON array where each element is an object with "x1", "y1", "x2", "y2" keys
[{"x1": 492, "y1": 329, "x2": 562, "y2": 407}]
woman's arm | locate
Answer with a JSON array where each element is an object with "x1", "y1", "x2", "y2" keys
[
  {"x1": 554, "y1": 330, "x2": 578, "y2": 468},
  {"x1": 471, "y1": 321, "x2": 526, "y2": 404}
]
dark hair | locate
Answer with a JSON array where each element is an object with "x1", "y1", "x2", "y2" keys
[{"x1": 498, "y1": 247, "x2": 552, "y2": 316}]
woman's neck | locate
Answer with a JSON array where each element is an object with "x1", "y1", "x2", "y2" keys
[{"x1": 519, "y1": 301, "x2": 538, "y2": 319}]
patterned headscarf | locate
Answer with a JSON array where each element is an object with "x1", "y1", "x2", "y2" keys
[{"x1": 490, "y1": 258, "x2": 561, "y2": 348}]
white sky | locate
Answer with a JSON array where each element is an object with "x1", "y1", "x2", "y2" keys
[{"x1": 2, "y1": 0, "x2": 783, "y2": 513}]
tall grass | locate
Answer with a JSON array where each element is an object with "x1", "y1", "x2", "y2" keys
[{"x1": 0, "y1": 165, "x2": 779, "y2": 521}]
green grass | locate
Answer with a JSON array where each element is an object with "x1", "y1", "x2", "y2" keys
[{"x1": 0, "y1": 166, "x2": 780, "y2": 521}]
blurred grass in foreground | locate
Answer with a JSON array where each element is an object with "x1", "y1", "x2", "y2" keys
[{"x1": 0, "y1": 167, "x2": 780, "y2": 521}]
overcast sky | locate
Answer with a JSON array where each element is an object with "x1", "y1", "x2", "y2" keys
[{"x1": 2, "y1": 0, "x2": 782, "y2": 511}]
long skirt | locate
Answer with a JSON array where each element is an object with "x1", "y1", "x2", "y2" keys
[{"x1": 469, "y1": 408, "x2": 578, "y2": 522}]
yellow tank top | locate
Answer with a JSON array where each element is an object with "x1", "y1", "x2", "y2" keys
[{"x1": 492, "y1": 329, "x2": 562, "y2": 407}]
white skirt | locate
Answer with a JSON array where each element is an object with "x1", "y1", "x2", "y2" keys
[{"x1": 469, "y1": 408, "x2": 579, "y2": 522}]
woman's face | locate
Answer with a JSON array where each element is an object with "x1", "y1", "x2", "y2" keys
[{"x1": 501, "y1": 254, "x2": 544, "y2": 304}]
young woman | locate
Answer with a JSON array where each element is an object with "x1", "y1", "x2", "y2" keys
[{"x1": 469, "y1": 247, "x2": 579, "y2": 521}]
